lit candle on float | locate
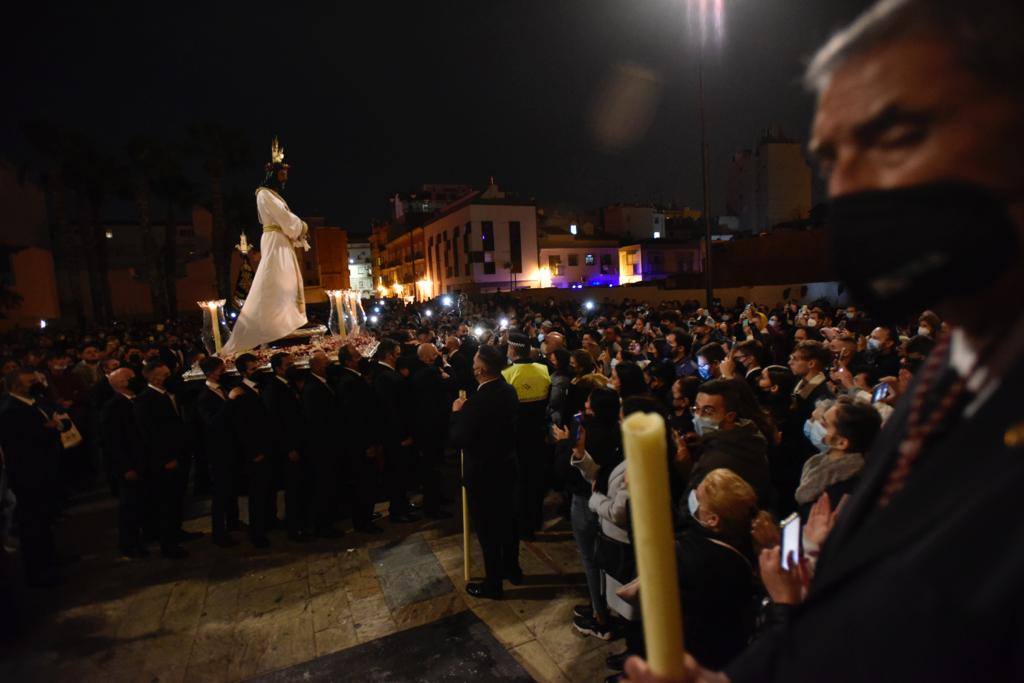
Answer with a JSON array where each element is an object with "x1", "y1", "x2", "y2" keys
[{"x1": 622, "y1": 411, "x2": 685, "y2": 680}]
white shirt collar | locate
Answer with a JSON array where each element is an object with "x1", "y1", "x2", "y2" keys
[
  {"x1": 378, "y1": 360, "x2": 396, "y2": 371},
  {"x1": 116, "y1": 390, "x2": 135, "y2": 400},
  {"x1": 148, "y1": 383, "x2": 167, "y2": 395},
  {"x1": 243, "y1": 378, "x2": 259, "y2": 391},
  {"x1": 9, "y1": 392, "x2": 35, "y2": 406},
  {"x1": 205, "y1": 379, "x2": 222, "y2": 390},
  {"x1": 344, "y1": 366, "x2": 362, "y2": 377},
  {"x1": 478, "y1": 377, "x2": 498, "y2": 389},
  {"x1": 276, "y1": 375, "x2": 290, "y2": 385},
  {"x1": 312, "y1": 372, "x2": 329, "y2": 385}
]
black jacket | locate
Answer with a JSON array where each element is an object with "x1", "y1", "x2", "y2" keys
[
  {"x1": 449, "y1": 377, "x2": 519, "y2": 488},
  {"x1": 0, "y1": 395, "x2": 61, "y2": 491},
  {"x1": 228, "y1": 384, "x2": 273, "y2": 463},
  {"x1": 687, "y1": 420, "x2": 775, "y2": 512},
  {"x1": 100, "y1": 393, "x2": 146, "y2": 477},
  {"x1": 727, "y1": 348, "x2": 1024, "y2": 682},
  {"x1": 410, "y1": 363, "x2": 455, "y2": 448},
  {"x1": 302, "y1": 375, "x2": 338, "y2": 460},
  {"x1": 552, "y1": 418, "x2": 623, "y2": 497},
  {"x1": 336, "y1": 367, "x2": 379, "y2": 459},
  {"x1": 195, "y1": 385, "x2": 235, "y2": 463},
  {"x1": 373, "y1": 363, "x2": 411, "y2": 448},
  {"x1": 263, "y1": 376, "x2": 304, "y2": 458},
  {"x1": 677, "y1": 521, "x2": 758, "y2": 670},
  {"x1": 133, "y1": 387, "x2": 186, "y2": 474}
]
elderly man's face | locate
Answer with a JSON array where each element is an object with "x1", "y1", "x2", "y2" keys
[{"x1": 811, "y1": 38, "x2": 1023, "y2": 216}]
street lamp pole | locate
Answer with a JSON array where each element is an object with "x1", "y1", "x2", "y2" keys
[{"x1": 698, "y1": 50, "x2": 713, "y2": 308}]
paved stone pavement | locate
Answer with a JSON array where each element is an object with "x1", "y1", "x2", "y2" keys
[{"x1": 0, "y1": 488, "x2": 620, "y2": 682}]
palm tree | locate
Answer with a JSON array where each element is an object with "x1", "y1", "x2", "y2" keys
[
  {"x1": 66, "y1": 133, "x2": 116, "y2": 325},
  {"x1": 186, "y1": 123, "x2": 251, "y2": 299},
  {"x1": 21, "y1": 120, "x2": 85, "y2": 326},
  {"x1": 123, "y1": 137, "x2": 171, "y2": 320},
  {"x1": 152, "y1": 146, "x2": 196, "y2": 318}
]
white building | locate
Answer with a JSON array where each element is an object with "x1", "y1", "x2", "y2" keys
[
  {"x1": 726, "y1": 127, "x2": 812, "y2": 232},
  {"x1": 421, "y1": 182, "x2": 540, "y2": 295},
  {"x1": 538, "y1": 231, "x2": 619, "y2": 288},
  {"x1": 347, "y1": 240, "x2": 374, "y2": 294}
]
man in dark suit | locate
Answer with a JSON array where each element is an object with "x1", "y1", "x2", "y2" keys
[
  {"x1": 450, "y1": 345, "x2": 522, "y2": 600},
  {"x1": 133, "y1": 360, "x2": 191, "y2": 558},
  {"x1": 195, "y1": 356, "x2": 240, "y2": 547},
  {"x1": 445, "y1": 336, "x2": 475, "y2": 399},
  {"x1": 263, "y1": 352, "x2": 311, "y2": 542},
  {"x1": 100, "y1": 367, "x2": 148, "y2": 558},
  {"x1": 229, "y1": 353, "x2": 274, "y2": 548},
  {"x1": 373, "y1": 339, "x2": 419, "y2": 523},
  {"x1": 336, "y1": 343, "x2": 384, "y2": 534},
  {"x1": 302, "y1": 351, "x2": 344, "y2": 538},
  {"x1": 0, "y1": 367, "x2": 63, "y2": 585},
  {"x1": 628, "y1": 3, "x2": 1024, "y2": 681},
  {"x1": 411, "y1": 343, "x2": 455, "y2": 519}
]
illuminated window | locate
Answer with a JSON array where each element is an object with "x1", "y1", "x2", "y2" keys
[
  {"x1": 653, "y1": 231, "x2": 661, "y2": 239},
  {"x1": 585, "y1": 254, "x2": 595, "y2": 266},
  {"x1": 570, "y1": 224, "x2": 578, "y2": 236}
]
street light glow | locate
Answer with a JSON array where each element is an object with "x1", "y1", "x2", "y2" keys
[
  {"x1": 474, "y1": 326, "x2": 483, "y2": 337},
  {"x1": 424, "y1": 309, "x2": 433, "y2": 317},
  {"x1": 442, "y1": 296, "x2": 453, "y2": 307},
  {"x1": 39, "y1": 319, "x2": 47, "y2": 329},
  {"x1": 584, "y1": 301, "x2": 595, "y2": 311},
  {"x1": 500, "y1": 318, "x2": 509, "y2": 329},
  {"x1": 369, "y1": 315, "x2": 379, "y2": 324}
]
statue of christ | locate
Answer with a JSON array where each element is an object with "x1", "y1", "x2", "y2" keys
[{"x1": 219, "y1": 137, "x2": 309, "y2": 355}]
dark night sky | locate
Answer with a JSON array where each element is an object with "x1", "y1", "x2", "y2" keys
[{"x1": 3, "y1": 1, "x2": 873, "y2": 233}]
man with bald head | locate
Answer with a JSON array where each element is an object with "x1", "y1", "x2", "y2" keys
[
  {"x1": 100, "y1": 367, "x2": 148, "y2": 558},
  {"x1": 411, "y1": 340, "x2": 456, "y2": 518}
]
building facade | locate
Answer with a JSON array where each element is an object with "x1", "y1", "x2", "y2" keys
[
  {"x1": 421, "y1": 183, "x2": 540, "y2": 296},
  {"x1": 347, "y1": 240, "x2": 373, "y2": 294},
  {"x1": 537, "y1": 231, "x2": 619, "y2": 288},
  {"x1": 726, "y1": 127, "x2": 812, "y2": 232},
  {"x1": 618, "y1": 239, "x2": 703, "y2": 285}
]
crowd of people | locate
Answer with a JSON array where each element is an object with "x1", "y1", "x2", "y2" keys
[{"x1": 1, "y1": 289, "x2": 929, "y2": 678}]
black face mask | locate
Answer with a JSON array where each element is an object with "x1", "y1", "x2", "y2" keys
[{"x1": 827, "y1": 181, "x2": 1020, "y2": 322}]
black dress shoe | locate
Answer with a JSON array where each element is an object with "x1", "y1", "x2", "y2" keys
[
  {"x1": 212, "y1": 534, "x2": 239, "y2": 548},
  {"x1": 161, "y1": 545, "x2": 189, "y2": 559},
  {"x1": 425, "y1": 509, "x2": 454, "y2": 520},
  {"x1": 250, "y1": 536, "x2": 271, "y2": 549},
  {"x1": 465, "y1": 582, "x2": 503, "y2": 600},
  {"x1": 389, "y1": 512, "x2": 421, "y2": 524},
  {"x1": 354, "y1": 523, "x2": 385, "y2": 535},
  {"x1": 505, "y1": 568, "x2": 525, "y2": 586},
  {"x1": 315, "y1": 526, "x2": 344, "y2": 539}
]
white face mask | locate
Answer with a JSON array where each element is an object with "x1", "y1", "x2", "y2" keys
[
  {"x1": 687, "y1": 489, "x2": 699, "y2": 515},
  {"x1": 806, "y1": 318, "x2": 818, "y2": 328},
  {"x1": 917, "y1": 325, "x2": 931, "y2": 337}
]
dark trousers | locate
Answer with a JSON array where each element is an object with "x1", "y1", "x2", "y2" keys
[
  {"x1": 247, "y1": 458, "x2": 272, "y2": 540},
  {"x1": 514, "y1": 425, "x2": 549, "y2": 537},
  {"x1": 209, "y1": 453, "x2": 238, "y2": 537},
  {"x1": 311, "y1": 450, "x2": 338, "y2": 531},
  {"x1": 418, "y1": 440, "x2": 444, "y2": 514},
  {"x1": 383, "y1": 443, "x2": 411, "y2": 515},
  {"x1": 154, "y1": 468, "x2": 185, "y2": 551},
  {"x1": 11, "y1": 487, "x2": 56, "y2": 580},
  {"x1": 118, "y1": 477, "x2": 144, "y2": 552},
  {"x1": 285, "y1": 456, "x2": 313, "y2": 535},
  {"x1": 468, "y1": 479, "x2": 520, "y2": 592},
  {"x1": 349, "y1": 449, "x2": 378, "y2": 527}
]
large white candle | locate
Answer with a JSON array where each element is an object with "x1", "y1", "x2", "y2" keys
[{"x1": 622, "y1": 411, "x2": 685, "y2": 679}]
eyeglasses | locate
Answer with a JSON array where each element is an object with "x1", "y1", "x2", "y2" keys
[{"x1": 690, "y1": 405, "x2": 718, "y2": 417}]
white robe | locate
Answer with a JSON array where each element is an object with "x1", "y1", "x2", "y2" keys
[{"x1": 219, "y1": 187, "x2": 308, "y2": 355}]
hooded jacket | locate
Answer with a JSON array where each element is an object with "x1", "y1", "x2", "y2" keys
[{"x1": 687, "y1": 418, "x2": 775, "y2": 511}]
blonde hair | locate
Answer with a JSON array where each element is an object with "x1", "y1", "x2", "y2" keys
[{"x1": 702, "y1": 468, "x2": 779, "y2": 551}]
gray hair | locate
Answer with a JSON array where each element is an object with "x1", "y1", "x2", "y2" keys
[{"x1": 805, "y1": 0, "x2": 1024, "y2": 95}]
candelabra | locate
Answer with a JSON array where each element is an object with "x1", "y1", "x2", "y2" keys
[{"x1": 198, "y1": 299, "x2": 230, "y2": 354}]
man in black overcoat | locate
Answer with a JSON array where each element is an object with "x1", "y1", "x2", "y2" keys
[
  {"x1": 302, "y1": 351, "x2": 343, "y2": 537},
  {"x1": 100, "y1": 367, "x2": 148, "y2": 557},
  {"x1": 449, "y1": 345, "x2": 522, "y2": 600},
  {"x1": 195, "y1": 356, "x2": 240, "y2": 547},
  {"x1": 263, "y1": 352, "x2": 311, "y2": 542},
  {"x1": 336, "y1": 343, "x2": 384, "y2": 534},
  {"x1": 229, "y1": 353, "x2": 274, "y2": 548}
]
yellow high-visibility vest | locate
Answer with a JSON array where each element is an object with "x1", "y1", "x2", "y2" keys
[{"x1": 502, "y1": 362, "x2": 551, "y2": 403}]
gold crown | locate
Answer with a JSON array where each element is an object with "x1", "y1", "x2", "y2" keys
[{"x1": 270, "y1": 136, "x2": 285, "y2": 164}]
